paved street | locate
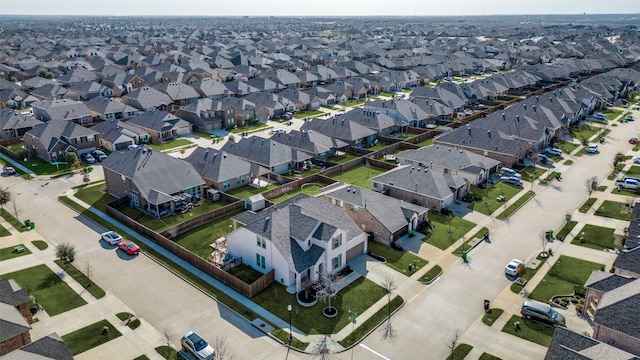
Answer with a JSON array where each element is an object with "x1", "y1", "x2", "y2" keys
[{"x1": 0, "y1": 106, "x2": 637, "y2": 360}]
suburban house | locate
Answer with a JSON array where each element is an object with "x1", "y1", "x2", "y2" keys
[
  {"x1": 396, "y1": 145, "x2": 500, "y2": 185},
  {"x1": 271, "y1": 129, "x2": 349, "y2": 162},
  {"x1": 153, "y1": 82, "x2": 200, "y2": 106},
  {"x1": 85, "y1": 96, "x2": 140, "y2": 121},
  {"x1": 300, "y1": 116, "x2": 377, "y2": 148},
  {"x1": 23, "y1": 119, "x2": 100, "y2": 163},
  {"x1": 90, "y1": 119, "x2": 150, "y2": 151},
  {"x1": 174, "y1": 98, "x2": 224, "y2": 132},
  {"x1": 364, "y1": 98, "x2": 429, "y2": 128},
  {"x1": 0, "y1": 109, "x2": 43, "y2": 139},
  {"x1": 581, "y1": 272, "x2": 640, "y2": 357},
  {"x1": 0, "y1": 289, "x2": 31, "y2": 356},
  {"x1": 0, "y1": 333, "x2": 74, "y2": 360},
  {"x1": 101, "y1": 146, "x2": 205, "y2": 218},
  {"x1": 545, "y1": 326, "x2": 638, "y2": 360},
  {"x1": 318, "y1": 182, "x2": 428, "y2": 246},
  {"x1": 228, "y1": 194, "x2": 368, "y2": 292},
  {"x1": 121, "y1": 87, "x2": 173, "y2": 111},
  {"x1": 370, "y1": 164, "x2": 469, "y2": 211},
  {"x1": 125, "y1": 109, "x2": 192, "y2": 142},
  {"x1": 31, "y1": 99, "x2": 93, "y2": 125},
  {"x1": 220, "y1": 136, "x2": 313, "y2": 175},
  {"x1": 339, "y1": 107, "x2": 398, "y2": 135},
  {"x1": 184, "y1": 146, "x2": 269, "y2": 192}
]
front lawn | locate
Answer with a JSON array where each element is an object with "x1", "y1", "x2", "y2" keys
[
  {"x1": 517, "y1": 166, "x2": 546, "y2": 181},
  {"x1": 62, "y1": 319, "x2": 122, "y2": 355},
  {"x1": 418, "y1": 265, "x2": 442, "y2": 283},
  {"x1": 511, "y1": 253, "x2": 548, "y2": 294},
  {"x1": 293, "y1": 110, "x2": 325, "y2": 119},
  {"x1": 0, "y1": 264, "x2": 87, "y2": 316},
  {"x1": 579, "y1": 198, "x2": 597, "y2": 213},
  {"x1": 423, "y1": 212, "x2": 476, "y2": 251},
  {"x1": 252, "y1": 278, "x2": 386, "y2": 335},
  {"x1": 148, "y1": 138, "x2": 193, "y2": 152},
  {"x1": 482, "y1": 308, "x2": 504, "y2": 326},
  {"x1": 496, "y1": 191, "x2": 535, "y2": 220},
  {"x1": 73, "y1": 183, "x2": 116, "y2": 211},
  {"x1": 0, "y1": 244, "x2": 32, "y2": 260},
  {"x1": 501, "y1": 315, "x2": 555, "y2": 347},
  {"x1": 173, "y1": 211, "x2": 243, "y2": 260},
  {"x1": 0, "y1": 223, "x2": 10, "y2": 237},
  {"x1": 446, "y1": 344, "x2": 473, "y2": 360},
  {"x1": 1, "y1": 210, "x2": 27, "y2": 232},
  {"x1": 529, "y1": 255, "x2": 604, "y2": 303},
  {"x1": 54, "y1": 259, "x2": 106, "y2": 299},
  {"x1": 556, "y1": 221, "x2": 577, "y2": 242},
  {"x1": 452, "y1": 227, "x2": 488, "y2": 256},
  {"x1": 467, "y1": 183, "x2": 522, "y2": 215},
  {"x1": 570, "y1": 124, "x2": 600, "y2": 144},
  {"x1": 329, "y1": 164, "x2": 388, "y2": 189},
  {"x1": 571, "y1": 224, "x2": 618, "y2": 251},
  {"x1": 31, "y1": 240, "x2": 48, "y2": 250},
  {"x1": 338, "y1": 295, "x2": 404, "y2": 348},
  {"x1": 479, "y1": 353, "x2": 502, "y2": 360},
  {"x1": 594, "y1": 200, "x2": 633, "y2": 220},
  {"x1": 367, "y1": 241, "x2": 427, "y2": 276}
]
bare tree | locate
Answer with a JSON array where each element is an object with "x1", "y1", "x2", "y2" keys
[
  {"x1": 212, "y1": 336, "x2": 234, "y2": 360},
  {"x1": 308, "y1": 335, "x2": 338, "y2": 360},
  {"x1": 163, "y1": 328, "x2": 175, "y2": 356},
  {"x1": 10, "y1": 199, "x2": 20, "y2": 224},
  {"x1": 540, "y1": 231, "x2": 548, "y2": 253},
  {"x1": 84, "y1": 260, "x2": 93, "y2": 288},
  {"x1": 316, "y1": 273, "x2": 345, "y2": 317},
  {"x1": 447, "y1": 330, "x2": 461, "y2": 360},
  {"x1": 585, "y1": 176, "x2": 597, "y2": 197},
  {"x1": 626, "y1": 197, "x2": 635, "y2": 209},
  {"x1": 380, "y1": 276, "x2": 398, "y2": 342}
]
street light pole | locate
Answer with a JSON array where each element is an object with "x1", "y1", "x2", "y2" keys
[{"x1": 287, "y1": 304, "x2": 293, "y2": 346}]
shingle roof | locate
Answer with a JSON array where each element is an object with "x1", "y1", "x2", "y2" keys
[
  {"x1": 371, "y1": 165, "x2": 466, "y2": 201},
  {"x1": 397, "y1": 145, "x2": 500, "y2": 176},
  {"x1": 434, "y1": 125, "x2": 526, "y2": 157},
  {"x1": 593, "y1": 279, "x2": 640, "y2": 339},
  {"x1": 184, "y1": 146, "x2": 267, "y2": 183},
  {"x1": 26, "y1": 119, "x2": 99, "y2": 152},
  {"x1": 17, "y1": 333, "x2": 74, "y2": 360},
  {"x1": 0, "y1": 302, "x2": 30, "y2": 343},
  {"x1": 0, "y1": 108, "x2": 43, "y2": 132},
  {"x1": 300, "y1": 116, "x2": 376, "y2": 142},
  {"x1": 544, "y1": 326, "x2": 637, "y2": 360},
  {"x1": 220, "y1": 136, "x2": 312, "y2": 169},
  {"x1": 0, "y1": 279, "x2": 29, "y2": 307},
  {"x1": 271, "y1": 130, "x2": 348, "y2": 156},
  {"x1": 585, "y1": 271, "x2": 636, "y2": 292}
]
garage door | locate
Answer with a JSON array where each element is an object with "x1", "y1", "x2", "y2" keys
[{"x1": 346, "y1": 241, "x2": 365, "y2": 263}]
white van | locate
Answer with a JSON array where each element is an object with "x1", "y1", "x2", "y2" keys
[{"x1": 500, "y1": 167, "x2": 521, "y2": 179}]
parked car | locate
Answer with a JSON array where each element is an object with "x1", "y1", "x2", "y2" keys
[
  {"x1": 633, "y1": 157, "x2": 640, "y2": 164},
  {"x1": 501, "y1": 176, "x2": 523, "y2": 187},
  {"x1": 181, "y1": 331, "x2": 214, "y2": 360},
  {"x1": 505, "y1": 259, "x2": 524, "y2": 276},
  {"x1": 593, "y1": 112, "x2": 606, "y2": 120},
  {"x1": 586, "y1": 144, "x2": 599, "y2": 154},
  {"x1": 280, "y1": 113, "x2": 292, "y2": 120},
  {"x1": 91, "y1": 150, "x2": 107, "y2": 161},
  {"x1": 626, "y1": 115, "x2": 634, "y2": 121},
  {"x1": 80, "y1": 153, "x2": 96, "y2": 164},
  {"x1": 630, "y1": 138, "x2": 638, "y2": 145},
  {"x1": 127, "y1": 144, "x2": 139, "y2": 150},
  {"x1": 538, "y1": 154, "x2": 553, "y2": 165},
  {"x1": 499, "y1": 167, "x2": 521, "y2": 179},
  {"x1": 615, "y1": 178, "x2": 640, "y2": 191},
  {"x1": 544, "y1": 147, "x2": 562, "y2": 156},
  {"x1": 3, "y1": 167, "x2": 16, "y2": 176},
  {"x1": 271, "y1": 129, "x2": 286, "y2": 135},
  {"x1": 521, "y1": 299, "x2": 566, "y2": 327},
  {"x1": 101, "y1": 231, "x2": 123, "y2": 245},
  {"x1": 117, "y1": 240, "x2": 140, "y2": 255}
]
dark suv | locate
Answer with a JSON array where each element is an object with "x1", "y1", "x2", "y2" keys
[
  {"x1": 91, "y1": 150, "x2": 107, "y2": 162},
  {"x1": 80, "y1": 153, "x2": 96, "y2": 164}
]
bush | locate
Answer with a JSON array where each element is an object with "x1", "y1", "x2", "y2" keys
[
  {"x1": 56, "y1": 243, "x2": 75, "y2": 262},
  {"x1": 574, "y1": 285, "x2": 586, "y2": 297}
]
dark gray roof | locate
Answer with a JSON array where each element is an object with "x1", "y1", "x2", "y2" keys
[
  {"x1": 593, "y1": 279, "x2": 640, "y2": 339},
  {"x1": 85, "y1": 96, "x2": 138, "y2": 115},
  {"x1": 545, "y1": 327, "x2": 602, "y2": 360},
  {"x1": 371, "y1": 165, "x2": 466, "y2": 200},
  {"x1": 585, "y1": 271, "x2": 636, "y2": 293},
  {"x1": 101, "y1": 146, "x2": 204, "y2": 203},
  {"x1": 26, "y1": 119, "x2": 99, "y2": 152},
  {"x1": 0, "y1": 109, "x2": 43, "y2": 132},
  {"x1": 434, "y1": 125, "x2": 526, "y2": 157},
  {"x1": 184, "y1": 146, "x2": 267, "y2": 183},
  {"x1": 32, "y1": 99, "x2": 92, "y2": 120},
  {"x1": 121, "y1": 86, "x2": 172, "y2": 110},
  {"x1": 321, "y1": 183, "x2": 428, "y2": 234},
  {"x1": 127, "y1": 109, "x2": 190, "y2": 132},
  {"x1": 615, "y1": 247, "x2": 640, "y2": 276},
  {"x1": 300, "y1": 116, "x2": 376, "y2": 142},
  {"x1": 0, "y1": 279, "x2": 29, "y2": 307},
  {"x1": 271, "y1": 130, "x2": 348, "y2": 156},
  {"x1": 220, "y1": 136, "x2": 312, "y2": 168},
  {"x1": 18, "y1": 333, "x2": 74, "y2": 360},
  {"x1": 397, "y1": 145, "x2": 500, "y2": 175},
  {"x1": 0, "y1": 302, "x2": 30, "y2": 343}
]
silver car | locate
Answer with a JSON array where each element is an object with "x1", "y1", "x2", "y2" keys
[{"x1": 521, "y1": 300, "x2": 565, "y2": 326}]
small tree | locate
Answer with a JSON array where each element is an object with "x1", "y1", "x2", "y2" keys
[
  {"x1": 613, "y1": 152, "x2": 626, "y2": 168},
  {"x1": 212, "y1": 336, "x2": 234, "y2": 360},
  {"x1": 380, "y1": 276, "x2": 397, "y2": 342},
  {"x1": 585, "y1": 176, "x2": 597, "y2": 197},
  {"x1": 316, "y1": 272, "x2": 345, "y2": 317},
  {"x1": 65, "y1": 152, "x2": 78, "y2": 167},
  {"x1": 162, "y1": 328, "x2": 175, "y2": 357},
  {"x1": 447, "y1": 330, "x2": 461, "y2": 360},
  {"x1": 56, "y1": 243, "x2": 75, "y2": 263},
  {"x1": 228, "y1": 134, "x2": 236, "y2": 143},
  {"x1": 0, "y1": 188, "x2": 11, "y2": 212},
  {"x1": 10, "y1": 198, "x2": 20, "y2": 223}
]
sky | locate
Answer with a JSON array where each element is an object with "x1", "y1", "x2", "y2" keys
[{"x1": 2, "y1": 0, "x2": 639, "y2": 16}]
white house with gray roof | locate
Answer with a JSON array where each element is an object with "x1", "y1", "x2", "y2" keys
[{"x1": 228, "y1": 194, "x2": 367, "y2": 292}]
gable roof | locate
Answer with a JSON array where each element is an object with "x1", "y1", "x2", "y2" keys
[
  {"x1": 184, "y1": 146, "x2": 267, "y2": 183},
  {"x1": 434, "y1": 125, "x2": 527, "y2": 157},
  {"x1": 127, "y1": 109, "x2": 190, "y2": 132},
  {"x1": 397, "y1": 144, "x2": 500, "y2": 175},
  {"x1": 593, "y1": 279, "x2": 640, "y2": 339},
  {"x1": 545, "y1": 326, "x2": 637, "y2": 360},
  {"x1": 26, "y1": 119, "x2": 99, "y2": 152},
  {"x1": 0, "y1": 109, "x2": 43, "y2": 133},
  {"x1": 220, "y1": 136, "x2": 312, "y2": 168},
  {"x1": 271, "y1": 129, "x2": 348, "y2": 156},
  {"x1": 371, "y1": 165, "x2": 466, "y2": 200},
  {"x1": 300, "y1": 116, "x2": 376, "y2": 142},
  {"x1": 0, "y1": 279, "x2": 29, "y2": 307}
]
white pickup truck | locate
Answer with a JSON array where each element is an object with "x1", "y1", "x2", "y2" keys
[{"x1": 616, "y1": 178, "x2": 640, "y2": 191}]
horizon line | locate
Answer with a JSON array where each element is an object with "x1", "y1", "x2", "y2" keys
[{"x1": 1, "y1": 13, "x2": 639, "y2": 17}]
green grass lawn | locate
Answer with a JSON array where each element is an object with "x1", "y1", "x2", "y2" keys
[
  {"x1": 133, "y1": 355, "x2": 151, "y2": 360},
  {"x1": 253, "y1": 278, "x2": 386, "y2": 335},
  {"x1": 570, "y1": 124, "x2": 600, "y2": 143},
  {"x1": 0, "y1": 244, "x2": 32, "y2": 260},
  {"x1": 482, "y1": 308, "x2": 504, "y2": 326},
  {"x1": 293, "y1": 110, "x2": 325, "y2": 119},
  {"x1": 329, "y1": 164, "x2": 388, "y2": 189},
  {"x1": 423, "y1": 212, "x2": 476, "y2": 250},
  {"x1": 327, "y1": 152, "x2": 361, "y2": 164},
  {"x1": 579, "y1": 198, "x2": 597, "y2": 213},
  {"x1": 467, "y1": 183, "x2": 522, "y2": 215},
  {"x1": 148, "y1": 138, "x2": 193, "y2": 152},
  {"x1": 173, "y1": 211, "x2": 243, "y2": 259},
  {"x1": 452, "y1": 227, "x2": 489, "y2": 256},
  {"x1": 446, "y1": 344, "x2": 473, "y2": 360},
  {"x1": 501, "y1": 315, "x2": 555, "y2": 347},
  {"x1": 54, "y1": 259, "x2": 106, "y2": 299},
  {"x1": 414, "y1": 137, "x2": 435, "y2": 147},
  {"x1": 571, "y1": 224, "x2": 618, "y2": 251},
  {"x1": 1, "y1": 210, "x2": 27, "y2": 232},
  {"x1": 225, "y1": 183, "x2": 278, "y2": 199},
  {"x1": 555, "y1": 140, "x2": 580, "y2": 155},
  {"x1": 73, "y1": 183, "x2": 116, "y2": 211},
  {"x1": 625, "y1": 165, "x2": 640, "y2": 177},
  {"x1": 0, "y1": 223, "x2": 11, "y2": 237},
  {"x1": 338, "y1": 295, "x2": 403, "y2": 348},
  {"x1": 0, "y1": 264, "x2": 87, "y2": 316},
  {"x1": 62, "y1": 319, "x2": 122, "y2": 355},
  {"x1": 511, "y1": 253, "x2": 548, "y2": 294},
  {"x1": 556, "y1": 221, "x2": 577, "y2": 241},
  {"x1": 155, "y1": 346, "x2": 177, "y2": 360},
  {"x1": 518, "y1": 166, "x2": 546, "y2": 181},
  {"x1": 19, "y1": 156, "x2": 74, "y2": 176},
  {"x1": 529, "y1": 255, "x2": 604, "y2": 303},
  {"x1": 269, "y1": 183, "x2": 324, "y2": 203},
  {"x1": 115, "y1": 312, "x2": 141, "y2": 330},
  {"x1": 479, "y1": 353, "x2": 502, "y2": 360},
  {"x1": 496, "y1": 191, "x2": 535, "y2": 220},
  {"x1": 594, "y1": 200, "x2": 633, "y2": 220},
  {"x1": 418, "y1": 265, "x2": 442, "y2": 283},
  {"x1": 271, "y1": 328, "x2": 309, "y2": 350},
  {"x1": 227, "y1": 263, "x2": 264, "y2": 284},
  {"x1": 367, "y1": 241, "x2": 427, "y2": 276},
  {"x1": 31, "y1": 240, "x2": 48, "y2": 250}
]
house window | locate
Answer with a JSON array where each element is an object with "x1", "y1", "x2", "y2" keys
[
  {"x1": 87, "y1": 135, "x2": 95, "y2": 142},
  {"x1": 223, "y1": 180, "x2": 231, "y2": 188},
  {"x1": 332, "y1": 255, "x2": 341, "y2": 269},
  {"x1": 332, "y1": 235, "x2": 342, "y2": 249},
  {"x1": 236, "y1": 176, "x2": 242, "y2": 184},
  {"x1": 256, "y1": 254, "x2": 265, "y2": 269},
  {"x1": 350, "y1": 204, "x2": 358, "y2": 212},
  {"x1": 256, "y1": 236, "x2": 266, "y2": 249},
  {"x1": 373, "y1": 182, "x2": 380, "y2": 189}
]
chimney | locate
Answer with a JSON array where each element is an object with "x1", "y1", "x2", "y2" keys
[{"x1": 487, "y1": 130, "x2": 491, "y2": 137}]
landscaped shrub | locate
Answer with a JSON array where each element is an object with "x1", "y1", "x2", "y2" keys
[{"x1": 573, "y1": 285, "x2": 586, "y2": 297}]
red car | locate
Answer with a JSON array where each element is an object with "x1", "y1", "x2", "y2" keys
[
  {"x1": 630, "y1": 137, "x2": 638, "y2": 145},
  {"x1": 117, "y1": 240, "x2": 140, "y2": 255}
]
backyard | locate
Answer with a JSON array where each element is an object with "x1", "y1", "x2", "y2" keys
[
  {"x1": 529, "y1": 255, "x2": 604, "y2": 303},
  {"x1": 423, "y1": 212, "x2": 476, "y2": 250},
  {"x1": 0, "y1": 264, "x2": 87, "y2": 316},
  {"x1": 268, "y1": 183, "x2": 325, "y2": 204},
  {"x1": 225, "y1": 183, "x2": 279, "y2": 199},
  {"x1": 172, "y1": 211, "x2": 243, "y2": 259},
  {"x1": 329, "y1": 164, "x2": 388, "y2": 189}
]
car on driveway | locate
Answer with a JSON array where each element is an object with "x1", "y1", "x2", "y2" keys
[
  {"x1": 521, "y1": 299, "x2": 566, "y2": 327},
  {"x1": 91, "y1": 150, "x2": 107, "y2": 161},
  {"x1": 544, "y1": 147, "x2": 562, "y2": 156},
  {"x1": 101, "y1": 231, "x2": 123, "y2": 245},
  {"x1": 117, "y1": 240, "x2": 140, "y2": 255},
  {"x1": 279, "y1": 113, "x2": 292, "y2": 120},
  {"x1": 501, "y1": 176, "x2": 523, "y2": 187},
  {"x1": 634, "y1": 157, "x2": 640, "y2": 164},
  {"x1": 626, "y1": 115, "x2": 635, "y2": 122},
  {"x1": 80, "y1": 153, "x2": 96, "y2": 164},
  {"x1": 586, "y1": 144, "x2": 599, "y2": 154},
  {"x1": 538, "y1": 154, "x2": 553, "y2": 165},
  {"x1": 505, "y1": 259, "x2": 524, "y2": 276},
  {"x1": 630, "y1": 138, "x2": 638, "y2": 145},
  {"x1": 593, "y1": 112, "x2": 606, "y2": 120}
]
